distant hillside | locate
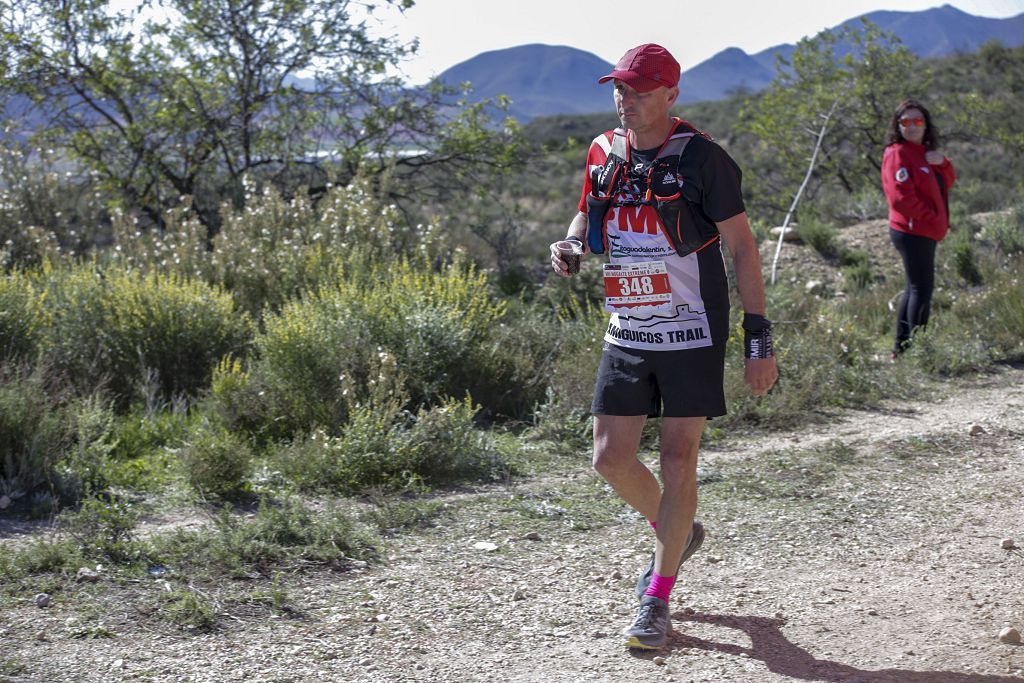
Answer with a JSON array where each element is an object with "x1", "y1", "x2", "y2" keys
[
  {"x1": 435, "y1": 44, "x2": 613, "y2": 121},
  {"x1": 436, "y1": 4, "x2": 1024, "y2": 117}
]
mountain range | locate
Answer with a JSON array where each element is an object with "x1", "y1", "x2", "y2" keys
[{"x1": 434, "y1": 4, "x2": 1024, "y2": 121}]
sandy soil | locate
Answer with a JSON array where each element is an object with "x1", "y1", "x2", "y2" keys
[{"x1": 2, "y1": 360, "x2": 1022, "y2": 683}]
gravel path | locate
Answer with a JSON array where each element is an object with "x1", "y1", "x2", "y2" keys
[{"x1": 2, "y1": 364, "x2": 1023, "y2": 683}]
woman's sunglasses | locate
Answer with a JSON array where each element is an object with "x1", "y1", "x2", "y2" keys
[{"x1": 899, "y1": 117, "x2": 925, "y2": 127}]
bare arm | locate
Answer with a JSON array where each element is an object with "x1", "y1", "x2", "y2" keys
[
  {"x1": 717, "y1": 212, "x2": 778, "y2": 396},
  {"x1": 550, "y1": 211, "x2": 588, "y2": 277}
]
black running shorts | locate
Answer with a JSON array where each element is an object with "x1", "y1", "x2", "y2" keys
[{"x1": 590, "y1": 341, "x2": 727, "y2": 418}]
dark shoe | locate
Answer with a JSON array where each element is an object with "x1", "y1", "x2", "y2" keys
[
  {"x1": 623, "y1": 595, "x2": 672, "y2": 649},
  {"x1": 635, "y1": 520, "x2": 705, "y2": 600}
]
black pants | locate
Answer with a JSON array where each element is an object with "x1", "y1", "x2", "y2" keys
[{"x1": 889, "y1": 227, "x2": 937, "y2": 353}]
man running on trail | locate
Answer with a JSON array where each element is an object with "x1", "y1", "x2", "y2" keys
[{"x1": 549, "y1": 43, "x2": 778, "y2": 649}]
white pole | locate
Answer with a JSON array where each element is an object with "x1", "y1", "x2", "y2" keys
[{"x1": 770, "y1": 96, "x2": 841, "y2": 286}]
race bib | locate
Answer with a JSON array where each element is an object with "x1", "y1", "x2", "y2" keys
[{"x1": 603, "y1": 261, "x2": 673, "y2": 313}]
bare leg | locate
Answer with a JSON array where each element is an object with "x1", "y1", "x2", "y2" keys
[
  {"x1": 592, "y1": 414, "x2": 660, "y2": 521},
  {"x1": 653, "y1": 416, "x2": 705, "y2": 577}
]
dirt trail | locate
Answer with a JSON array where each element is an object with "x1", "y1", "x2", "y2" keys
[{"x1": 2, "y1": 365, "x2": 1023, "y2": 683}]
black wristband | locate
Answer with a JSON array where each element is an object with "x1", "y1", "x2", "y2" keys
[
  {"x1": 742, "y1": 313, "x2": 773, "y2": 359},
  {"x1": 742, "y1": 312, "x2": 771, "y2": 333}
]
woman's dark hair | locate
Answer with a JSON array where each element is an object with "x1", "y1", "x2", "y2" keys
[{"x1": 885, "y1": 98, "x2": 940, "y2": 149}]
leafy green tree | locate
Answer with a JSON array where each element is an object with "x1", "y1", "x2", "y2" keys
[
  {"x1": 0, "y1": 0, "x2": 525, "y2": 235},
  {"x1": 739, "y1": 20, "x2": 919, "y2": 220},
  {"x1": 944, "y1": 42, "x2": 1024, "y2": 158}
]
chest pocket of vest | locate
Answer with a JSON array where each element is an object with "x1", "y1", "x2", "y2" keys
[{"x1": 650, "y1": 161, "x2": 718, "y2": 257}]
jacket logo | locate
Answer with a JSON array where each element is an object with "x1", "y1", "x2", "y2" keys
[
  {"x1": 895, "y1": 167, "x2": 909, "y2": 182},
  {"x1": 920, "y1": 167, "x2": 930, "y2": 174}
]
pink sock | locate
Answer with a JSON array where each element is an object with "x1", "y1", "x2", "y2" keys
[
  {"x1": 644, "y1": 571, "x2": 676, "y2": 602},
  {"x1": 649, "y1": 520, "x2": 657, "y2": 531}
]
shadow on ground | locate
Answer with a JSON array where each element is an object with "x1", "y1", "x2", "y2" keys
[{"x1": 657, "y1": 611, "x2": 1020, "y2": 682}]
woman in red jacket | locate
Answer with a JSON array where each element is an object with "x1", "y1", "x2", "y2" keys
[{"x1": 881, "y1": 99, "x2": 955, "y2": 356}]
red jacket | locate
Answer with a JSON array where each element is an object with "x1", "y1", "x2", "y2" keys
[{"x1": 881, "y1": 141, "x2": 955, "y2": 241}]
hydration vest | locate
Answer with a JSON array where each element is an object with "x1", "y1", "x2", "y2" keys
[{"x1": 585, "y1": 118, "x2": 721, "y2": 257}]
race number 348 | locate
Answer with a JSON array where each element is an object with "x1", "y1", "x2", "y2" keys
[
  {"x1": 614, "y1": 275, "x2": 658, "y2": 296},
  {"x1": 603, "y1": 261, "x2": 672, "y2": 311}
]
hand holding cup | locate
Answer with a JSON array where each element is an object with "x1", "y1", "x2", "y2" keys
[{"x1": 552, "y1": 239, "x2": 583, "y2": 276}]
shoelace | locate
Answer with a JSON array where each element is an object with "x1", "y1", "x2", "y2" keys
[{"x1": 633, "y1": 602, "x2": 657, "y2": 628}]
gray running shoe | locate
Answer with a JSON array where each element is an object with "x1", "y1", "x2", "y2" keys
[
  {"x1": 623, "y1": 595, "x2": 672, "y2": 649},
  {"x1": 634, "y1": 520, "x2": 705, "y2": 600}
]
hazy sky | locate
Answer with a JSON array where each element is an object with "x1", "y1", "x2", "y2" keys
[{"x1": 372, "y1": 0, "x2": 1024, "y2": 84}]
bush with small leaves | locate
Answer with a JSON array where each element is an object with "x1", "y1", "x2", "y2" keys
[
  {"x1": 58, "y1": 495, "x2": 141, "y2": 563},
  {"x1": 0, "y1": 365, "x2": 73, "y2": 500},
  {"x1": 39, "y1": 265, "x2": 253, "y2": 406},
  {"x1": 0, "y1": 271, "x2": 40, "y2": 361},
  {"x1": 183, "y1": 428, "x2": 252, "y2": 498}
]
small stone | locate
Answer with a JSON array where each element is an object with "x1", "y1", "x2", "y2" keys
[
  {"x1": 35, "y1": 593, "x2": 51, "y2": 608},
  {"x1": 805, "y1": 280, "x2": 825, "y2": 295},
  {"x1": 707, "y1": 556, "x2": 722, "y2": 564},
  {"x1": 473, "y1": 541, "x2": 499, "y2": 552},
  {"x1": 0, "y1": 495, "x2": 10, "y2": 509},
  {"x1": 770, "y1": 225, "x2": 801, "y2": 242},
  {"x1": 999, "y1": 627, "x2": 1021, "y2": 644},
  {"x1": 968, "y1": 424, "x2": 985, "y2": 436},
  {"x1": 653, "y1": 656, "x2": 667, "y2": 665},
  {"x1": 682, "y1": 607, "x2": 695, "y2": 616},
  {"x1": 75, "y1": 567, "x2": 100, "y2": 583},
  {"x1": 774, "y1": 612, "x2": 785, "y2": 619},
  {"x1": 610, "y1": 570, "x2": 622, "y2": 580},
  {"x1": 512, "y1": 590, "x2": 527, "y2": 601},
  {"x1": 35, "y1": 631, "x2": 47, "y2": 641},
  {"x1": 523, "y1": 532, "x2": 542, "y2": 541},
  {"x1": 111, "y1": 659, "x2": 123, "y2": 669},
  {"x1": 1001, "y1": 538, "x2": 1016, "y2": 550},
  {"x1": 591, "y1": 630, "x2": 607, "y2": 638},
  {"x1": 867, "y1": 609, "x2": 878, "y2": 616}
]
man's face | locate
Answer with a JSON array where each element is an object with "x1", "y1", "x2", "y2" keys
[{"x1": 613, "y1": 80, "x2": 677, "y2": 136}]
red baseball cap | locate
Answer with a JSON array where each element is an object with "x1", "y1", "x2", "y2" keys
[{"x1": 598, "y1": 43, "x2": 680, "y2": 93}]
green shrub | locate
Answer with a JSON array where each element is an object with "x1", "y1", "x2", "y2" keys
[
  {"x1": 839, "y1": 248, "x2": 873, "y2": 290},
  {"x1": 183, "y1": 427, "x2": 253, "y2": 498},
  {"x1": 797, "y1": 218, "x2": 839, "y2": 259},
  {"x1": 275, "y1": 396, "x2": 510, "y2": 493},
  {"x1": 349, "y1": 258, "x2": 507, "y2": 406},
  {"x1": 58, "y1": 494, "x2": 142, "y2": 563},
  {"x1": 162, "y1": 590, "x2": 217, "y2": 630},
  {"x1": 55, "y1": 397, "x2": 119, "y2": 500},
  {"x1": 945, "y1": 229, "x2": 983, "y2": 285},
  {"x1": 230, "y1": 257, "x2": 510, "y2": 439},
  {"x1": 244, "y1": 293, "x2": 381, "y2": 438},
  {"x1": 811, "y1": 186, "x2": 888, "y2": 226},
  {"x1": 39, "y1": 265, "x2": 253, "y2": 406},
  {"x1": 104, "y1": 406, "x2": 196, "y2": 489},
  {"x1": 721, "y1": 289, "x2": 898, "y2": 430},
  {"x1": 152, "y1": 498, "x2": 378, "y2": 578},
  {"x1": 0, "y1": 271, "x2": 40, "y2": 361},
  {"x1": 103, "y1": 177, "x2": 415, "y2": 318},
  {"x1": 362, "y1": 496, "x2": 448, "y2": 536},
  {"x1": 527, "y1": 298, "x2": 607, "y2": 451},
  {"x1": 0, "y1": 365, "x2": 73, "y2": 499},
  {"x1": 0, "y1": 144, "x2": 110, "y2": 270},
  {"x1": 456, "y1": 300, "x2": 566, "y2": 421},
  {"x1": 982, "y1": 205, "x2": 1024, "y2": 255}
]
